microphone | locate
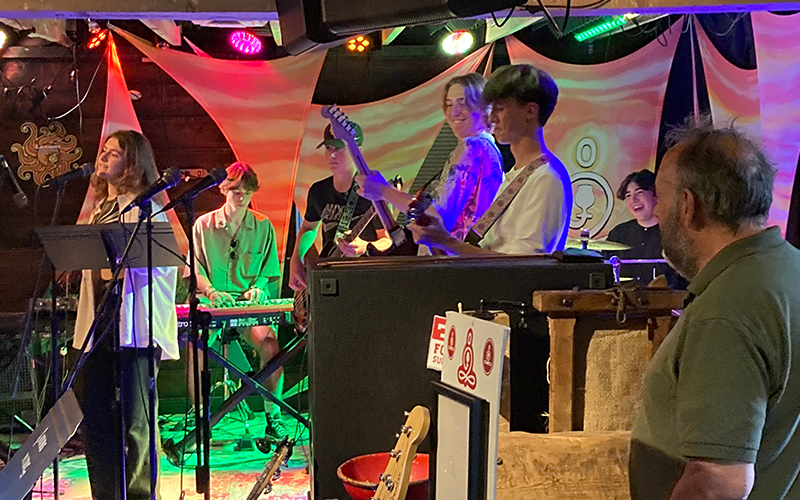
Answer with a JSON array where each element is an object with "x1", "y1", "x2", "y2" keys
[
  {"x1": 42, "y1": 162, "x2": 94, "y2": 189},
  {"x1": 120, "y1": 167, "x2": 181, "y2": 215},
  {"x1": 160, "y1": 166, "x2": 228, "y2": 213},
  {"x1": 1, "y1": 155, "x2": 28, "y2": 208}
]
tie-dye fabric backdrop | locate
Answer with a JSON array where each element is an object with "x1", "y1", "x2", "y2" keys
[
  {"x1": 752, "y1": 12, "x2": 800, "y2": 235},
  {"x1": 694, "y1": 17, "x2": 761, "y2": 143},
  {"x1": 115, "y1": 28, "x2": 326, "y2": 259},
  {"x1": 506, "y1": 20, "x2": 683, "y2": 238},
  {"x1": 292, "y1": 45, "x2": 491, "y2": 218}
]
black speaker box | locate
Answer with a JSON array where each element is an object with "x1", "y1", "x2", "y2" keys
[
  {"x1": 306, "y1": 254, "x2": 611, "y2": 500},
  {"x1": 276, "y1": 0, "x2": 527, "y2": 54}
]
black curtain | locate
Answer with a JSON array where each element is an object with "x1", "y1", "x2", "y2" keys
[{"x1": 786, "y1": 151, "x2": 800, "y2": 249}]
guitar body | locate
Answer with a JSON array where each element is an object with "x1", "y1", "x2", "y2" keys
[{"x1": 366, "y1": 228, "x2": 419, "y2": 257}]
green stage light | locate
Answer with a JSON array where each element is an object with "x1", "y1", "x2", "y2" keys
[{"x1": 575, "y1": 14, "x2": 637, "y2": 42}]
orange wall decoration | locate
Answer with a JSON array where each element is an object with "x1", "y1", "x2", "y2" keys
[{"x1": 506, "y1": 21, "x2": 682, "y2": 239}]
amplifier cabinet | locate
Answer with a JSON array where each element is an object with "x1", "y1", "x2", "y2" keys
[{"x1": 307, "y1": 254, "x2": 611, "y2": 500}]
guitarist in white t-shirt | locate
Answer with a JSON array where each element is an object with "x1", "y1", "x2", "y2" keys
[{"x1": 409, "y1": 64, "x2": 572, "y2": 256}]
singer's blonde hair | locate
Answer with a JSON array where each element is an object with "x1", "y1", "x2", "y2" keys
[{"x1": 92, "y1": 130, "x2": 159, "y2": 203}]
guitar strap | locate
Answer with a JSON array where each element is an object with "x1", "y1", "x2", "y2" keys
[
  {"x1": 465, "y1": 154, "x2": 550, "y2": 246},
  {"x1": 335, "y1": 180, "x2": 360, "y2": 240}
]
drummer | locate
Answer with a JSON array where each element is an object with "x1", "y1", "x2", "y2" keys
[{"x1": 605, "y1": 169, "x2": 686, "y2": 289}]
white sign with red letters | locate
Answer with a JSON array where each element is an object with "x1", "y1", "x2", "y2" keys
[
  {"x1": 437, "y1": 311, "x2": 509, "y2": 500},
  {"x1": 427, "y1": 315, "x2": 447, "y2": 371}
]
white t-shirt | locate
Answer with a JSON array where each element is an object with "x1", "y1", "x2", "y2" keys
[{"x1": 479, "y1": 159, "x2": 572, "y2": 254}]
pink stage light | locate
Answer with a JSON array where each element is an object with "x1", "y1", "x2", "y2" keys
[{"x1": 229, "y1": 31, "x2": 263, "y2": 55}]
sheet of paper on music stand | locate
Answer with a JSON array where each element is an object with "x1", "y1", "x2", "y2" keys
[
  {"x1": 439, "y1": 311, "x2": 509, "y2": 500},
  {"x1": 35, "y1": 222, "x2": 183, "y2": 271},
  {"x1": 436, "y1": 396, "x2": 471, "y2": 499}
]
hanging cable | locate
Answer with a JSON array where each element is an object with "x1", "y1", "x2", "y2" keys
[
  {"x1": 48, "y1": 52, "x2": 104, "y2": 120},
  {"x1": 491, "y1": 6, "x2": 516, "y2": 28}
]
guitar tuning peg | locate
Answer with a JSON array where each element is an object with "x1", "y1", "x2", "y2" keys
[{"x1": 404, "y1": 410, "x2": 410, "y2": 416}]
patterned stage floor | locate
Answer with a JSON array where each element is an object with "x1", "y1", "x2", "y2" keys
[{"x1": 21, "y1": 412, "x2": 311, "y2": 500}]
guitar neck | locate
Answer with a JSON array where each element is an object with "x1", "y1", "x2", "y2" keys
[{"x1": 346, "y1": 143, "x2": 400, "y2": 233}]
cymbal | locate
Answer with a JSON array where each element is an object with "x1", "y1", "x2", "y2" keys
[{"x1": 565, "y1": 237, "x2": 632, "y2": 251}]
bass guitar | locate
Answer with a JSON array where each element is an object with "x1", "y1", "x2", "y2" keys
[
  {"x1": 321, "y1": 105, "x2": 432, "y2": 257},
  {"x1": 292, "y1": 177, "x2": 402, "y2": 330}
]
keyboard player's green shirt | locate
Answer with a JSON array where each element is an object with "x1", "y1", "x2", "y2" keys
[{"x1": 193, "y1": 207, "x2": 280, "y2": 301}]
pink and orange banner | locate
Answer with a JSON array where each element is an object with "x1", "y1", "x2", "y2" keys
[
  {"x1": 115, "y1": 27, "x2": 326, "y2": 259},
  {"x1": 752, "y1": 12, "x2": 800, "y2": 234},
  {"x1": 694, "y1": 17, "x2": 761, "y2": 143},
  {"x1": 506, "y1": 21, "x2": 682, "y2": 239},
  {"x1": 292, "y1": 46, "x2": 491, "y2": 219}
]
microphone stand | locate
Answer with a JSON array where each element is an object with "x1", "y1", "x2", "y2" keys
[
  {"x1": 162, "y1": 196, "x2": 211, "y2": 498},
  {"x1": 62, "y1": 214, "x2": 150, "y2": 500},
  {"x1": 143, "y1": 203, "x2": 158, "y2": 500},
  {"x1": 11, "y1": 181, "x2": 69, "y2": 499}
]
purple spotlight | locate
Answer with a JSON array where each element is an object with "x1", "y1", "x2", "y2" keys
[{"x1": 229, "y1": 31, "x2": 263, "y2": 55}]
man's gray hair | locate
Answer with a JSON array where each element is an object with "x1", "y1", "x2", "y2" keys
[{"x1": 665, "y1": 117, "x2": 776, "y2": 232}]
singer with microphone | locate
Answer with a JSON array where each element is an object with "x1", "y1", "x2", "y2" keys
[
  {"x1": 73, "y1": 130, "x2": 179, "y2": 500},
  {"x1": 189, "y1": 162, "x2": 287, "y2": 448}
]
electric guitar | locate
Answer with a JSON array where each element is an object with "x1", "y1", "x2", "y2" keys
[
  {"x1": 322, "y1": 105, "x2": 431, "y2": 257},
  {"x1": 246, "y1": 437, "x2": 293, "y2": 500},
  {"x1": 373, "y1": 406, "x2": 430, "y2": 500}
]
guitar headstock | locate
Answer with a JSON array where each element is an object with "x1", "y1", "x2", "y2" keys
[
  {"x1": 321, "y1": 105, "x2": 360, "y2": 149},
  {"x1": 373, "y1": 406, "x2": 430, "y2": 500},
  {"x1": 246, "y1": 438, "x2": 294, "y2": 500}
]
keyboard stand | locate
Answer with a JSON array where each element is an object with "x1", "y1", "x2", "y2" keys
[{"x1": 163, "y1": 332, "x2": 307, "y2": 466}]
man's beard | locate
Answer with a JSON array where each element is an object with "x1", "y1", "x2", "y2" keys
[{"x1": 660, "y1": 204, "x2": 699, "y2": 280}]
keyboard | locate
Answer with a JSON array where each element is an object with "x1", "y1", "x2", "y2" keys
[{"x1": 176, "y1": 298, "x2": 294, "y2": 329}]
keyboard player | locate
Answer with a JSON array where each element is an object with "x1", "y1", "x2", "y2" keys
[{"x1": 191, "y1": 161, "x2": 288, "y2": 445}]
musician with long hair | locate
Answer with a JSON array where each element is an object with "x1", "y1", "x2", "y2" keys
[
  {"x1": 74, "y1": 130, "x2": 179, "y2": 499},
  {"x1": 356, "y1": 73, "x2": 505, "y2": 251}
]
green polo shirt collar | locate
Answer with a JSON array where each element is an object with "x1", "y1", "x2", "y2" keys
[
  {"x1": 688, "y1": 226, "x2": 784, "y2": 298},
  {"x1": 212, "y1": 207, "x2": 256, "y2": 231}
]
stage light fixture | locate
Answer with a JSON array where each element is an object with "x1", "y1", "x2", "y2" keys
[
  {"x1": 575, "y1": 13, "x2": 638, "y2": 42},
  {"x1": 87, "y1": 29, "x2": 107, "y2": 49},
  {"x1": 229, "y1": 30, "x2": 263, "y2": 55},
  {"x1": 442, "y1": 30, "x2": 473, "y2": 55},
  {"x1": 0, "y1": 30, "x2": 7, "y2": 50},
  {"x1": 346, "y1": 35, "x2": 371, "y2": 53}
]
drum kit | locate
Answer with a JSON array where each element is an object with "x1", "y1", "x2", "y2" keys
[{"x1": 564, "y1": 236, "x2": 667, "y2": 284}]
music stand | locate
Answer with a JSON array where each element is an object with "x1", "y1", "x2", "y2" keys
[
  {"x1": 35, "y1": 221, "x2": 182, "y2": 500},
  {"x1": 36, "y1": 222, "x2": 182, "y2": 272}
]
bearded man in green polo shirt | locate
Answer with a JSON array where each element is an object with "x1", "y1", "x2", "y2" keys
[
  {"x1": 192, "y1": 162, "x2": 288, "y2": 445},
  {"x1": 629, "y1": 122, "x2": 800, "y2": 499}
]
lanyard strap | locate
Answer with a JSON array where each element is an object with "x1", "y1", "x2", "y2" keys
[{"x1": 465, "y1": 155, "x2": 549, "y2": 245}]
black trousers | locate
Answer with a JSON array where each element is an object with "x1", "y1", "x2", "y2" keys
[{"x1": 74, "y1": 331, "x2": 162, "y2": 500}]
